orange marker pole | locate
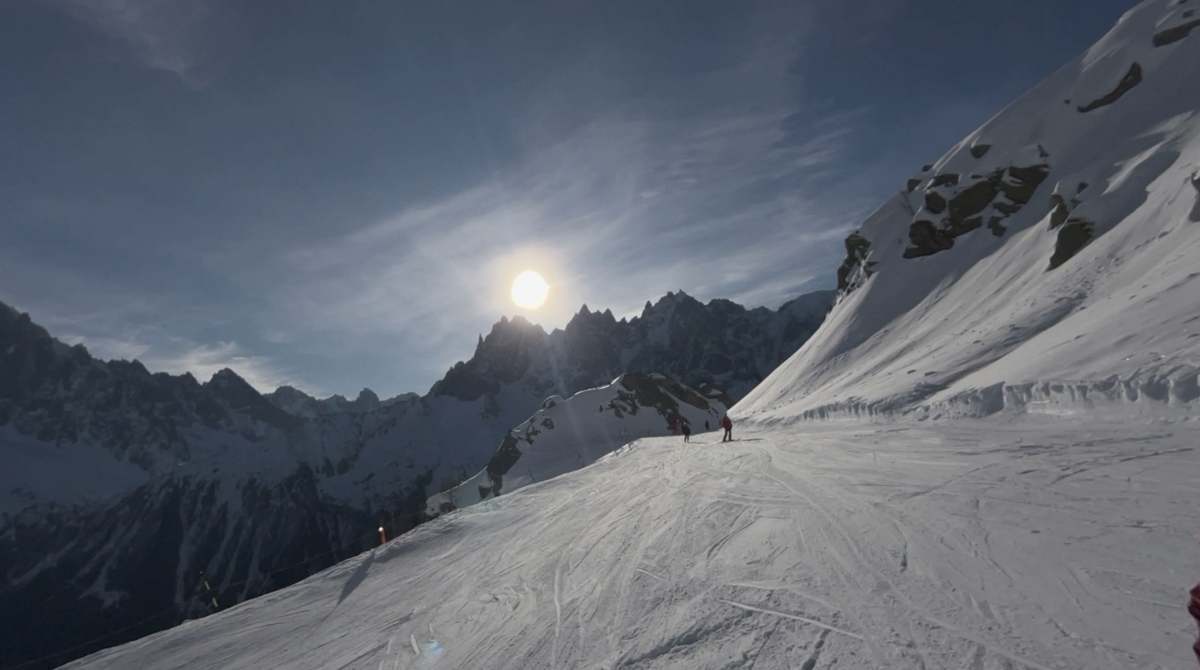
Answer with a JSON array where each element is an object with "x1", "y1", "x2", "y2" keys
[{"x1": 379, "y1": 525, "x2": 387, "y2": 544}]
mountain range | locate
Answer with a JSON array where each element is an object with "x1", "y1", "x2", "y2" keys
[
  {"x1": 42, "y1": 3, "x2": 1200, "y2": 668},
  {"x1": 0, "y1": 288, "x2": 831, "y2": 670}
]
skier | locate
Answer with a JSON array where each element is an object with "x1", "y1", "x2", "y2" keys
[
  {"x1": 682, "y1": 419, "x2": 691, "y2": 443},
  {"x1": 720, "y1": 414, "x2": 733, "y2": 442}
]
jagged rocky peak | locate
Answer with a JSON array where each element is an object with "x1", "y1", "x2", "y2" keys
[
  {"x1": 205, "y1": 367, "x2": 259, "y2": 402},
  {"x1": 263, "y1": 384, "x2": 325, "y2": 418},
  {"x1": 205, "y1": 368, "x2": 299, "y2": 432},
  {"x1": 430, "y1": 314, "x2": 549, "y2": 402},
  {"x1": 570, "y1": 303, "x2": 617, "y2": 325},
  {"x1": 265, "y1": 384, "x2": 391, "y2": 418},
  {"x1": 429, "y1": 287, "x2": 834, "y2": 407},
  {"x1": 641, "y1": 289, "x2": 701, "y2": 318},
  {"x1": 267, "y1": 384, "x2": 314, "y2": 403}
]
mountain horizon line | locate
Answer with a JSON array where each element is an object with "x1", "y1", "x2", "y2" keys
[{"x1": 0, "y1": 286, "x2": 835, "y2": 404}]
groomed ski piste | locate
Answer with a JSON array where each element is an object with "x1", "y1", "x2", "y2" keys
[
  {"x1": 425, "y1": 372, "x2": 730, "y2": 517},
  {"x1": 60, "y1": 1, "x2": 1200, "y2": 668}
]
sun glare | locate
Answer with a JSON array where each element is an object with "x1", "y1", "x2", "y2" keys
[{"x1": 511, "y1": 270, "x2": 549, "y2": 309}]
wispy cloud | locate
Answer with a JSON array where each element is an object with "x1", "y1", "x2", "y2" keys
[
  {"x1": 63, "y1": 330, "x2": 300, "y2": 394},
  {"x1": 140, "y1": 340, "x2": 298, "y2": 393},
  {"x1": 43, "y1": 298, "x2": 304, "y2": 394},
  {"x1": 222, "y1": 63, "x2": 870, "y2": 384},
  {"x1": 45, "y1": 0, "x2": 212, "y2": 82}
]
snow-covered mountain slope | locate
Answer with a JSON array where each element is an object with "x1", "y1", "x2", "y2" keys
[
  {"x1": 427, "y1": 372, "x2": 729, "y2": 516},
  {"x1": 739, "y1": 0, "x2": 1200, "y2": 422},
  {"x1": 42, "y1": 4, "x2": 1200, "y2": 669},
  {"x1": 60, "y1": 419, "x2": 1200, "y2": 670},
  {"x1": 0, "y1": 288, "x2": 829, "y2": 670}
]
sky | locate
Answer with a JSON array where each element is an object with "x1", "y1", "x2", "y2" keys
[{"x1": 0, "y1": 0, "x2": 1138, "y2": 399}]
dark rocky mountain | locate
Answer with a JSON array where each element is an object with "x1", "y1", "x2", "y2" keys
[
  {"x1": 428, "y1": 289, "x2": 835, "y2": 406},
  {"x1": 264, "y1": 385, "x2": 414, "y2": 419},
  {"x1": 0, "y1": 289, "x2": 832, "y2": 670}
]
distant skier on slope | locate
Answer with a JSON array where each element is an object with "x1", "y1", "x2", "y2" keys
[
  {"x1": 682, "y1": 419, "x2": 691, "y2": 443},
  {"x1": 720, "y1": 414, "x2": 733, "y2": 442}
]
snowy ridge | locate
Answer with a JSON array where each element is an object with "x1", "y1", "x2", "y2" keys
[
  {"x1": 426, "y1": 372, "x2": 728, "y2": 516},
  {"x1": 739, "y1": 0, "x2": 1200, "y2": 422}
]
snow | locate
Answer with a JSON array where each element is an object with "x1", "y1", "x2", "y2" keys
[
  {"x1": 426, "y1": 374, "x2": 728, "y2": 516},
  {"x1": 0, "y1": 426, "x2": 147, "y2": 517},
  {"x1": 736, "y1": 0, "x2": 1200, "y2": 422},
  {"x1": 47, "y1": 1, "x2": 1200, "y2": 668},
  {"x1": 59, "y1": 418, "x2": 1200, "y2": 670}
]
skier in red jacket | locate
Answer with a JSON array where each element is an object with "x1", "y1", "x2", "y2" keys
[{"x1": 720, "y1": 415, "x2": 733, "y2": 442}]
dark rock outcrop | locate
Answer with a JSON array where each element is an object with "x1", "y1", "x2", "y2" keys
[
  {"x1": 1077, "y1": 62, "x2": 1143, "y2": 112},
  {"x1": 1049, "y1": 219, "x2": 1094, "y2": 269},
  {"x1": 903, "y1": 163, "x2": 1051, "y2": 257},
  {"x1": 904, "y1": 220, "x2": 956, "y2": 258},
  {"x1": 429, "y1": 315, "x2": 546, "y2": 403},
  {"x1": 1046, "y1": 181, "x2": 1095, "y2": 269},
  {"x1": 1153, "y1": 13, "x2": 1200, "y2": 46},
  {"x1": 924, "y1": 191, "x2": 947, "y2": 214},
  {"x1": 837, "y1": 232, "x2": 873, "y2": 292}
]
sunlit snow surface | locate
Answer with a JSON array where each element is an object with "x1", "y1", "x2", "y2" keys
[
  {"x1": 58, "y1": 0, "x2": 1200, "y2": 667},
  {"x1": 63, "y1": 420, "x2": 1198, "y2": 670}
]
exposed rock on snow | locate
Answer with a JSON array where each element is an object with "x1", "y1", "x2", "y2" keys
[
  {"x1": 1077, "y1": 61, "x2": 1143, "y2": 112},
  {"x1": 1152, "y1": 1, "x2": 1200, "y2": 46},
  {"x1": 836, "y1": 232, "x2": 872, "y2": 292},
  {"x1": 1048, "y1": 219, "x2": 1095, "y2": 269},
  {"x1": 426, "y1": 372, "x2": 726, "y2": 516},
  {"x1": 969, "y1": 142, "x2": 992, "y2": 158},
  {"x1": 900, "y1": 162, "x2": 1051, "y2": 257},
  {"x1": 741, "y1": 0, "x2": 1200, "y2": 422}
]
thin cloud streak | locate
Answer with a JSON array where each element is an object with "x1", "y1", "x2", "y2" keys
[
  {"x1": 63, "y1": 331, "x2": 301, "y2": 394},
  {"x1": 256, "y1": 96, "x2": 869, "y2": 381},
  {"x1": 44, "y1": 0, "x2": 211, "y2": 81}
]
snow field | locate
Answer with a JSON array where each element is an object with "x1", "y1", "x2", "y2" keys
[{"x1": 62, "y1": 415, "x2": 1200, "y2": 670}]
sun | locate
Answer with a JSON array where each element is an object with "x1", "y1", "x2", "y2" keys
[{"x1": 511, "y1": 270, "x2": 550, "y2": 309}]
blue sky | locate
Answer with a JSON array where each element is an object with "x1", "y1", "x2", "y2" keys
[{"x1": 1, "y1": 0, "x2": 1137, "y2": 398}]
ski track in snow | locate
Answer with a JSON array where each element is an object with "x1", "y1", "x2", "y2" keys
[{"x1": 63, "y1": 416, "x2": 1200, "y2": 670}]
